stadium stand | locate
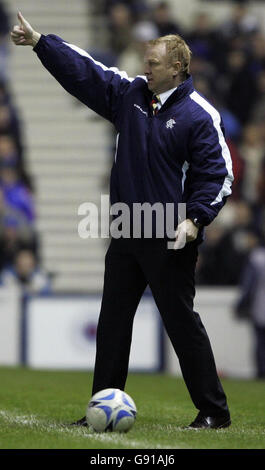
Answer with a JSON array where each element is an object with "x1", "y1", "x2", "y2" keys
[
  {"x1": 1, "y1": 0, "x2": 265, "y2": 293},
  {"x1": 5, "y1": 0, "x2": 112, "y2": 292}
]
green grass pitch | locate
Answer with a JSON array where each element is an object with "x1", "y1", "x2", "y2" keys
[{"x1": 0, "y1": 366, "x2": 264, "y2": 449}]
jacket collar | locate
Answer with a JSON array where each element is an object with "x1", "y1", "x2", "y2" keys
[
  {"x1": 161, "y1": 75, "x2": 194, "y2": 110},
  {"x1": 147, "y1": 75, "x2": 194, "y2": 111},
  {"x1": 159, "y1": 86, "x2": 178, "y2": 106}
]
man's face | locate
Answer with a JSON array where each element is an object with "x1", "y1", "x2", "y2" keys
[{"x1": 144, "y1": 43, "x2": 179, "y2": 95}]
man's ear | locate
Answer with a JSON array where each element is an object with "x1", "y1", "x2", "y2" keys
[{"x1": 173, "y1": 61, "x2": 181, "y2": 77}]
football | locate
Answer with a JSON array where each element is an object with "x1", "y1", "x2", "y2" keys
[{"x1": 86, "y1": 388, "x2": 137, "y2": 432}]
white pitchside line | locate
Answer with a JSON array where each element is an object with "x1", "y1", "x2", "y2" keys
[{"x1": 0, "y1": 410, "x2": 178, "y2": 449}]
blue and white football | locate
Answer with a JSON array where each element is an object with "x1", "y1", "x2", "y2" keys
[{"x1": 86, "y1": 388, "x2": 137, "y2": 432}]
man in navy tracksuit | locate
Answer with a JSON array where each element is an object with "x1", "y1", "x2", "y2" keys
[{"x1": 11, "y1": 13, "x2": 233, "y2": 429}]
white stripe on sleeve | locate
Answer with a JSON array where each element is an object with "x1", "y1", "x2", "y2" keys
[
  {"x1": 63, "y1": 42, "x2": 135, "y2": 82},
  {"x1": 190, "y1": 91, "x2": 234, "y2": 205}
]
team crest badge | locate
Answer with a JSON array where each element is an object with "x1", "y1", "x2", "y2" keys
[{"x1": 166, "y1": 118, "x2": 176, "y2": 129}]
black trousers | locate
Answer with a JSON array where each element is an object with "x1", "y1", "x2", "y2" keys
[{"x1": 92, "y1": 238, "x2": 229, "y2": 416}]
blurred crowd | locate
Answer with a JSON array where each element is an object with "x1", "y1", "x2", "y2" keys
[
  {"x1": 0, "y1": 1, "x2": 264, "y2": 294},
  {"x1": 90, "y1": 0, "x2": 265, "y2": 287},
  {"x1": 0, "y1": 1, "x2": 50, "y2": 294}
]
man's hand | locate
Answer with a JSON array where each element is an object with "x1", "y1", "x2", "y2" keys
[
  {"x1": 10, "y1": 12, "x2": 40, "y2": 47},
  {"x1": 174, "y1": 218, "x2": 199, "y2": 250}
]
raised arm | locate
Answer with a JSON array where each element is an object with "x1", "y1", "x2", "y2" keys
[{"x1": 10, "y1": 13, "x2": 133, "y2": 125}]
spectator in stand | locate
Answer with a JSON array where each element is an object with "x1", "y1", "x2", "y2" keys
[
  {"x1": 0, "y1": 249, "x2": 51, "y2": 294},
  {"x1": 224, "y1": 48, "x2": 258, "y2": 125},
  {"x1": 218, "y1": 104, "x2": 241, "y2": 143},
  {"x1": 0, "y1": 215, "x2": 23, "y2": 271},
  {"x1": 0, "y1": 78, "x2": 8, "y2": 103},
  {"x1": 118, "y1": 20, "x2": 159, "y2": 76},
  {"x1": 219, "y1": 2, "x2": 259, "y2": 43},
  {"x1": 256, "y1": 156, "x2": 265, "y2": 206},
  {"x1": 189, "y1": 56, "x2": 217, "y2": 100},
  {"x1": 0, "y1": 212, "x2": 39, "y2": 272},
  {"x1": 0, "y1": 134, "x2": 26, "y2": 191},
  {"x1": 152, "y1": 1, "x2": 182, "y2": 37},
  {"x1": 240, "y1": 123, "x2": 265, "y2": 204},
  {"x1": 0, "y1": 97, "x2": 24, "y2": 163},
  {"x1": 0, "y1": 162, "x2": 35, "y2": 224},
  {"x1": 108, "y1": 2, "x2": 134, "y2": 59},
  {"x1": 0, "y1": 80, "x2": 30, "y2": 189},
  {"x1": 197, "y1": 200, "x2": 260, "y2": 286},
  {"x1": 195, "y1": 220, "x2": 225, "y2": 286},
  {"x1": 0, "y1": 134, "x2": 18, "y2": 165},
  {"x1": 186, "y1": 12, "x2": 221, "y2": 66},
  {"x1": 103, "y1": 0, "x2": 148, "y2": 20},
  {"x1": 0, "y1": 134, "x2": 32, "y2": 190},
  {"x1": 251, "y1": 70, "x2": 265, "y2": 124},
  {"x1": 235, "y1": 244, "x2": 265, "y2": 379},
  {"x1": 249, "y1": 32, "x2": 265, "y2": 77},
  {"x1": 251, "y1": 155, "x2": 265, "y2": 243},
  {"x1": 0, "y1": 104, "x2": 17, "y2": 137},
  {"x1": 0, "y1": 0, "x2": 10, "y2": 82}
]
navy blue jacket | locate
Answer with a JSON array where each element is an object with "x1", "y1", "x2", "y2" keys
[{"x1": 34, "y1": 34, "x2": 233, "y2": 237}]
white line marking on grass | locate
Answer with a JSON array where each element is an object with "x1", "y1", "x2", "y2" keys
[{"x1": 0, "y1": 410, "x2": 178, "y2": 449}]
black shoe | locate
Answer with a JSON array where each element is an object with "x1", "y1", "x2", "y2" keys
[
  {"x1": 188, "y1": 412, "x2": 231, "y2": 429},
  {"x1": 70, "y1": 416, "x2": 87, "y2": 427}
]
